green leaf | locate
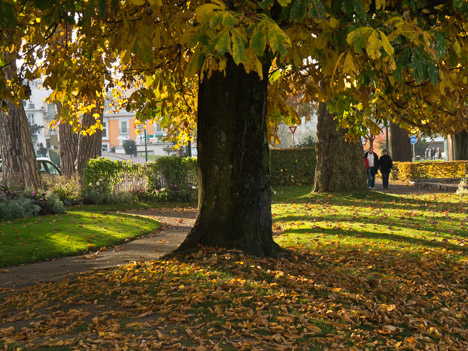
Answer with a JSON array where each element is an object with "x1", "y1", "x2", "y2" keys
[
  {"x1": 210, "y1": 12, "x2": 236, "y2": 28},
  {"x1": 250, "y1": 23, "x2": 267, "y2": 56},
  {"x1": 267, "y1": 21, "x2": 291, "y2": 57},
  {"x1": 347, "y1": 27, "x2": 373, "y2": 53},
  {"x1": 259, "y1": 0, "x2": 274, "y2": 8},
  {"x1": 185, "y1": 49, "x2": 205, "y2": 78},
  {"x1": 433, "y1": 31, "x2": 449, "y2": 60},
  {"x1": 427, "y1": 61, "x2": 439, "y2": 85},
  {"x1": 309, "y1": 0, "x2": 325, "y2": 20},
  {"x1": 290, "y1": 0, "x2": 307, "y2": 20},
  {"x1": 231, "y1": 29, "x2": 248, "y2": 65},
  {"x1": 212, "y1": 30, "x2": 230, "y2": 54}
]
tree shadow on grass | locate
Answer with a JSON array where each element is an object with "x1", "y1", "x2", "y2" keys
[
  {"x1": 275, "y1": 213, "x2": 468, "y2": 239},
  {"x1": 281, "y1": 227, "x2": 467, "y2": 254},
  {"x1": 274, "y1": 188, "x2": 468, "y2": 214}
]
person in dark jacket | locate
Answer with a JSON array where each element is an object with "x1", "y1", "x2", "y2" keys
[
  {"x1": 364, "y1": 147, "x2": 380, "y2": 189},
  {"x1": 379, "y1": 149, "x2": 393, "y2": 189}
]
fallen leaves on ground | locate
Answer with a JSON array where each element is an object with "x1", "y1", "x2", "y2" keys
[{"x1": 0, "y1": 245, "x2": 466, "y2": 350}]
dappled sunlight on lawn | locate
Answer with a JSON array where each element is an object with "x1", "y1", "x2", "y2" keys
[{"x1": 0, "y1": 210, "x2": 159, "y2": 266}]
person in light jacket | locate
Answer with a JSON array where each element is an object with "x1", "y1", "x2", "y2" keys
[
  {"x1": 379, "y1": 149, "x2": 393, "y2": 189},
  {"x1": 364, "y1": 147, "x2": 379, "y2": 189}
]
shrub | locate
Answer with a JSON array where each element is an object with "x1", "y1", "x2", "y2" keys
[
  {"x1": 81, "y1": 187, "x2": 134, "y2": 205},
  {"x1": 270, "y1": 147, "x2": 316, "y2": 186},
  {"x1": 0, "y1": 183, "x2": 65, "y2": 219},
  {"x1": 22, "y1": 190, "x2": 66, "y2": 215},
  {"x1": 456, "y1": 177, "x2": 468, "y2": 196},
  {"x1": 0, "y1": 198, "x2": 40, "y2": 220},
  {"x1": 393, "y1": 161, "x2": 468, "y2": 181},
  {"x1": 42, "y1": 175, "x2": 83, "y2": 205}
]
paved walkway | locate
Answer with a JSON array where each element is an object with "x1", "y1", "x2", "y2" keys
[{"x1": 0, "y1": 208, "x2": 196, "y2": 293}]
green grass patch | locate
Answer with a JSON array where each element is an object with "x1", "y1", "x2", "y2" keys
[
  {"x1": 0, "y1": 204, "x2": 160, "y2": 267},
  {"x1": 272, "y1": 187, "x2": 467, "y2": 262}
]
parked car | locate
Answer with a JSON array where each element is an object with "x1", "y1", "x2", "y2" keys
[{"x1": 0, "y1": 157, "x2": 62, "y2": 176}]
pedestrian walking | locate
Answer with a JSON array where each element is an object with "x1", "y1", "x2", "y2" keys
[
  {"x1": 379, "y1": 149, "x2": 393, "y2": 189},
  {"x1": 364, "y1": 147, "x2": 380, "y2": 189}
]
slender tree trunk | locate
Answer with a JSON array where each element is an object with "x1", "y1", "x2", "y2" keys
[
  {"x1": 0, "y1": 58, "x2": 41, "y2": 189},
  {"x1": 313, "y1": 102, "x2": 367, "y2": 192},
  {"x1": 454, "y1": 131, "x2": 468, "y2": 160},
  {"x1": 390, "y1": 123, "x2": 411, "y2": 161},
  {"x1": 57, "y1": 103, "x2": 79, "y2": 176},
  {"x1": 76, "y1": 109, "x2": 103, "y2": 175},
  {"x1": 176, "y1": 57, "x2": 285, "y2": 258}
]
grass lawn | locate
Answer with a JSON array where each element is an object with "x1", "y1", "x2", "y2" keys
[
  {"x1": 0, "y1": 203, "x2": 161, "y2": 267},
  {"x1": 0, "y1": 187, "x2": 466, "y2": 350}
]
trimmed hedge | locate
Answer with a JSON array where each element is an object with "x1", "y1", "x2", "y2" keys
[
  {"x1": 270, "y1": 147, "x2": 316, "y2": 186},
  {"x1": 392, "y1": 161, "x2": 468, "y2": 181}
]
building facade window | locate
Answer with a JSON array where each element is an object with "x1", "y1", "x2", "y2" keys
[
  {"x1": 102, "y1": 121, "x2": 107, "y2": 138},
  {"x1": 47, "y1": 104, "x2": 56, "y2": 119},
  {"x1": 120, "y1": 121, "x2": 128, "y2": 134},
  {"x1": 28, "y1": 114, "x2": 35, "y2": 124}
]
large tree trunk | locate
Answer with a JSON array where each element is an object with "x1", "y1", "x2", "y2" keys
[
  {"x1": 313, "y1": 102, "x2": 367, "y2": 192},
  {"x1": 0, "y1": 59, "x2": 41, "y2": 189},
  {"x1": 57, "y1": 103, "x2": 79, "y2": 176},
  {"x1": 176, "y1": 57, "x2": 285, "y2": 258},
  {"x1": 76, "y1": 109, "x2": 103, "y2": 175},
  {"x1": 454, "y1": 131, "x2": 468, "y2": 160},
  {"x1": 390, "y1": 123, "x2": 412, "y2": 161}
]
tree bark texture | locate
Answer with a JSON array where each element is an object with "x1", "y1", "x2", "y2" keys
[
  {"x1": 176, "y1": 57, "x2": 285, "y2": 257},
  {"x1": 76, "y1": 109, "x2": 103, "y2": 176},
  {"x1": 390, "y1": 123, "x2": 412, "y2": 161},
  {"x1": 57, "y1": 103, "x2": 79, "y2": 176},
  {"x1": 454, "y1": 131, "x2": 468, "y2": 160},
  {"x1": 313, "y1": 102, "x2": 367, "y2": 192},
  {"x1": 0, "y1": 60, "x2": 41, "y2": 189}
]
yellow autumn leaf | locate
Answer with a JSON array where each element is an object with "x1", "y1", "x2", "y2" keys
[
  {"x1": 130, "y1": 0, "x2": 146, "y2": 6},
  {"x1": 329, "y1": 16, "x2": 339, "y2": 29},
  {"x1": 195, "y1": 3, "x2": 223, "y2": 20},
  {"x1": 375, "y1": 0, "x2": 385, "y2": 10},
  {"x1": 343, "y1": 51, "x2": 356, "y2": 73},
  {"x1": 378, "y1": 30, "x2": 394, "y2": 56},
  {"x1": 366, "y1": 30, "x2": 381, "y2": 59}
]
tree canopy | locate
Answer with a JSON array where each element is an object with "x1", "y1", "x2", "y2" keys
[{"x1": 1, "y1": 0, "x2": 467, "y2": 139}]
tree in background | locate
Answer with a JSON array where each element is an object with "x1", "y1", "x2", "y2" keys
[
  {"x1": 0, "y1": 53, "x2": 41, "y2": 189},
  {"x1": 313, "y1": 102, "x2": 366, "y2": 192},
  {"x1": 390, "y1": 123, "x2": 412, "y2": 162}
]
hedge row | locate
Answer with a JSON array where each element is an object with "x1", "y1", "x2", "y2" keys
[
  {"x1": 392, "y1": 161, "x2": 468, "y2": 181},
  {"x1": 82, "y1": 157, "x2": 198, "y2": 195},
  {"x1": 270, "y1": 147, "x2": 316, "y2": 186}
]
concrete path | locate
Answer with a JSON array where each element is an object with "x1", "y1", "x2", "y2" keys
[{"x1": 0, "y1": 208, "x2": 196, "y2": 292}]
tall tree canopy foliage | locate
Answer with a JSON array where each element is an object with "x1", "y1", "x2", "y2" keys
[{"x1": 1, "y1": 0, "x2": 468, "y2": 255}]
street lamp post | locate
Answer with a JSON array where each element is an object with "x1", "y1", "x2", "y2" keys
[{"x1": 144, "y1": 128, "x2": 148, "y2": 162}]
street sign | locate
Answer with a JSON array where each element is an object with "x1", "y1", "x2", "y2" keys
[
  {"x1": 410, "y1": 135, "x2": 417, "y2": 144},
  {"x1": 289, "y1": 126, "x2": 297, "y2": 134}
]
